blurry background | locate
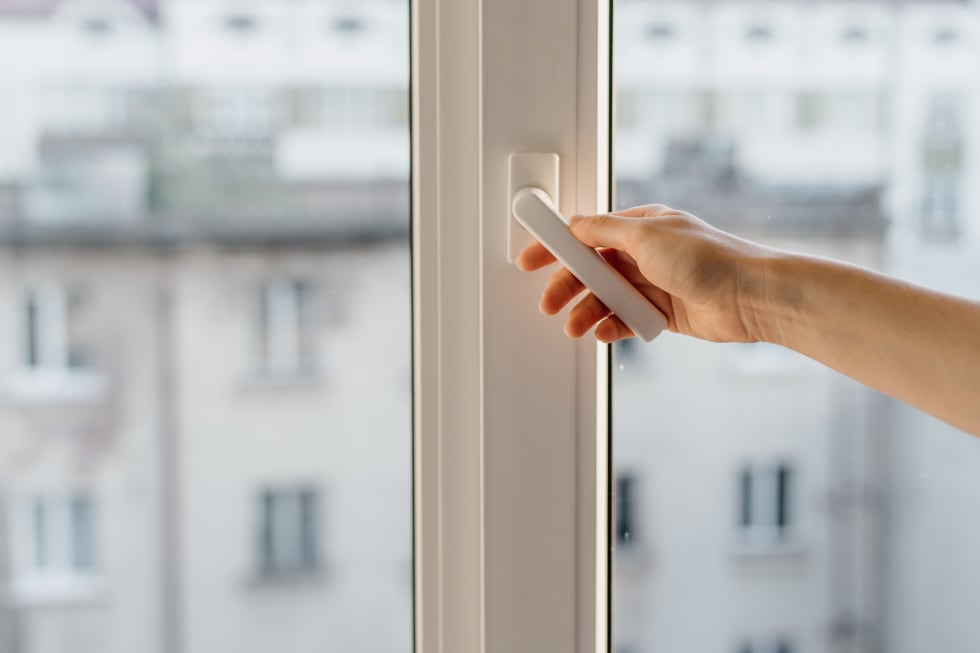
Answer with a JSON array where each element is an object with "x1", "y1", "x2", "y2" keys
[
  {"x1": 613, "y1": 2, "x2": 980, "y2": 653},
  {"x1": 0, "y1": 1, "x2": 411, "y2": 652},
  {"x1": 2, "y1": 0, "x2": 980, "y2": 652}
]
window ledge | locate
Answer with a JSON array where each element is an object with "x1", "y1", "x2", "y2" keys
[
  {"x1": 7, "y1": 575, "x2": 106, "y2": 607},
  {"x1": 6, "y1": 371, "x2": 107, "y2": 405}
]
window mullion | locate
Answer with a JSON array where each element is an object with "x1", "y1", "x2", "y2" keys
[{"x1": 414, "y1": 0, "x2": 610, "y2": 651}]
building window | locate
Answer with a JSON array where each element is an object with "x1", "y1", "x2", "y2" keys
[
  {"x1": 921, "y1": 170, "x2": 961, "y2": 242},
  {"x1": 80, "y1": 16, "x2": 115, "y2": 38},
  {"x1": 737, "y1": 463, "x2": 795, "y2": 549},
  {"x1": 258, "y1": 488, "x2": 319, "y2": 576},
  {"x1": 932, "y1": 27, "x2": 959, "y2": 46},
  {"x1": 616, "y1": 473, "x2": 638, "y2": 547},
  {"x1": 645, "y1": 23, "x2": 676, "y2": 42},
  {"x1": 318, "y1": 86, "x2": 409, "y2": 130},
  {"x1": 736, "y1": 89, "x2": 774, "y2": 132},
  {"x1": 926, "y1": 93, "x2": 964, "y2": 143},
  {"x1": 26, "y1": 494, "x2": 98, "y2": 578},
  {"x1": 12, "y1": 285, "x2": 103, "y2": 400},
  {"x1": 841, "y1": 26, "x2": 870, "y2": 44},
  {"x1": 192, "y1": 88, "x2": 282, "y2": 138},
  {"x1": 223, "y1": 14, "x2": 260, "y2": 34},
  {"x1": 254, "y1": 279, "x2": 317, "y2": 379},
  {"x1": 796, "y1": 91, "x2": 882, "y2": 132},
  {"x1": 920, "y1": 93, "x2": 963, "y2": 242},
  {"x1": 25, "y1": 145, "x2": 148, "y2": 222},
  {"x1": 797, "y1": 92, "x2": 825, "y2": 131},
  {"x1": 744, "y1": 24, "x2": 774, "y2": 43},
  {"x1": 20, "y1": 285, "x2": 92, "y2": 376},
  {"x1": 330, "y1": 15, "x2": 367, "y2": 36},
  {"x1": 825, "y1": 91, "x2": 882, "y2": 133}
]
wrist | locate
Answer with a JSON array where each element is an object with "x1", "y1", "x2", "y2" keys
[{"x1": 740, "y1": 249, "x2": 808, "y2": 347}]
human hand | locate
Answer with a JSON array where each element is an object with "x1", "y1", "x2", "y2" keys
[{"x1": 515, "y1": 204, "x2": 775, "y2": 343}]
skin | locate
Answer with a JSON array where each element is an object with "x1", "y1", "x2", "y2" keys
[{"x1": 516, "y1": 204, "x2": 980, "y2": 437}]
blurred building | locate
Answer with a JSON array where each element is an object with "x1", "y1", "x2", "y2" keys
[
  {"x1": 1, "y1": 1, "x2": 979, "y2": 653},
  {"x1": 614, "y1": 2, "x2": 980, "y2": 653},
  {"x1": 0, "y1": 1, "x2": 412, "y2": 652}
]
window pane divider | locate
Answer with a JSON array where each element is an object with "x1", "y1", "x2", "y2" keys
[{"x1": 413, "y1": 0, "x2": 612, "y2": 651}]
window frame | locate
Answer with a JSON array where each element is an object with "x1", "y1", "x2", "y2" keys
[
  {"x1": 256, "y1": 487, "x2": 320, "y2": 577},
  {"x1": 9, "y1": 492, "x2": 103, "y2": 604},
  {"x1": 252, "y1": 278, "x2": 316, "y2": 379},
  {"x1": 12, "y1": 283, "x2": 104, "y2": 401},
  {"x1": 736, "y1": 462, "x2": 800, "y2": 553},
  {"x1": 412, "y1": 0, "x2": 613, "y2": 651}
]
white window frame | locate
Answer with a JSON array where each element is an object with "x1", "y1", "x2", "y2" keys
[
  {"x1": 921, "y1": 168, "x2": 961, "y2": 241},
  {"x1": 23, "y1": 284, "x2": 71, "y2": 372},
  {"x1": 253, "y1": 278, "x2": 316, "y2": 380},
  {"x1": 192, "y1": 86, "x2": 282, "y2": 139},
  {"x1": 736, "y1": 462, "x2": 800, "y2": 554},
  {"x1": 12, "y1": 283, "x2": 104, "y2": 401},
  {"x1": 256, "y1": 487, "x2": 319, "y2": 577},
  {"x1": 9, "y1": 492, "x2": 103, "y2": 604},
  {"x1": 413, "y1": 0, "x2": 612, "y2": 651}
]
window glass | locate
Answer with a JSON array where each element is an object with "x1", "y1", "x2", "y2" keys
[
  {"x1": 0, "y1": 1, "x2": 411, "y2": 651},
  {"x1": 258, "y1": 488, "x2": 320, "y2": 576},
  {"x1": 614, "y1": 2, "x2": 980, "y2": 652},
  {"x1": 22, "y1": 495, "x2": 98, "y2": 583}
]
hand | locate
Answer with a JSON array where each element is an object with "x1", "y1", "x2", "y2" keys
[{"x1": 516, "y1": 204, "x2": 774, "y2": 343}]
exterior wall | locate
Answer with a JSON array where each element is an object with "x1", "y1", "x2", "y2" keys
[
  {"x1": 174, "y1": 245, "x2": 412, "y2": 653},
  {"x1": 613, "y1": 3, "x2": 980, "y2": 653},
  {"x1": 0, "y1": 243, "x2": 414, "y2": 653},
  {"x1": 614, "y1": 238, "x2": 886, "y2": 653},
  {"x1": 0, "y1": 2, "x2": 413, "y2": 652},
  {"x1": 0, "y1": 252, "x2": 169, "y2": 653}
]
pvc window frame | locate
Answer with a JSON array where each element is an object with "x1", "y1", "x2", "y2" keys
[{"x1": 412, "y1": 0, "x2": 613, "y2": 651}]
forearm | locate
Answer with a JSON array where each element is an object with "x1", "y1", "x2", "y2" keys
[{"x1": 751, "y1": 252, "x2": 980, "y2": 436}]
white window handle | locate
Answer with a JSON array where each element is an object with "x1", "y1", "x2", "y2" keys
[{"x1": 511, "y1": 186, "x2": 667, "y2": 342}]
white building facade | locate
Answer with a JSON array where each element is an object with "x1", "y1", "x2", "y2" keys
[{"x1": 0, "y1": 1, "x2": 412, "y2": 652}]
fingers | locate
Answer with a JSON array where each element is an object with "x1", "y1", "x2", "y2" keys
[
  {"x1": 538, "y1": 248, "x2": 628, "y2": 315},
  {"x1": 518, "y1": 206, "x2": 670, "y2": 270},
  {"x1": 515, "y1": 240, "x2": 556, "y2": 271},
  {"x1": 568, "y1": 214, "x2": 641, "y2": 253},
  {"x1": 540, "y1": 265, "x2": 587, "y2": 315},
  {"x1": 563, "y1": 295, "x2": 636, "y2": 343},
  {"x1": 517, "y1": 203, "x2": 677, "y2": 344},
  {"x1": 564, "y1": 293, "x2": 612, "y2": 338},
  {"x1": 541, "y1": 265, "x2": 641, "y2": 343},
  {"x1": 595, "y1": 315, "x2": 633, "y2": 343}
]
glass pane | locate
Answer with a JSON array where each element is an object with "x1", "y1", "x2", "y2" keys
[
  {"x1": 613, "y1": 2, "x2": 980, "y2": 652},
  {"x1": 0, "y1": 1, "x2": 411, "y2": 651}
]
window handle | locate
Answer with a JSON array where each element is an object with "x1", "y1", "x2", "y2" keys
[{"x1": 511, "y1": 186, "x2": 667, "y2": 342}]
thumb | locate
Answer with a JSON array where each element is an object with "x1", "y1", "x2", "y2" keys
[{"x1": 568, "y1": 214, "x2": 639, "y2": 253}]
